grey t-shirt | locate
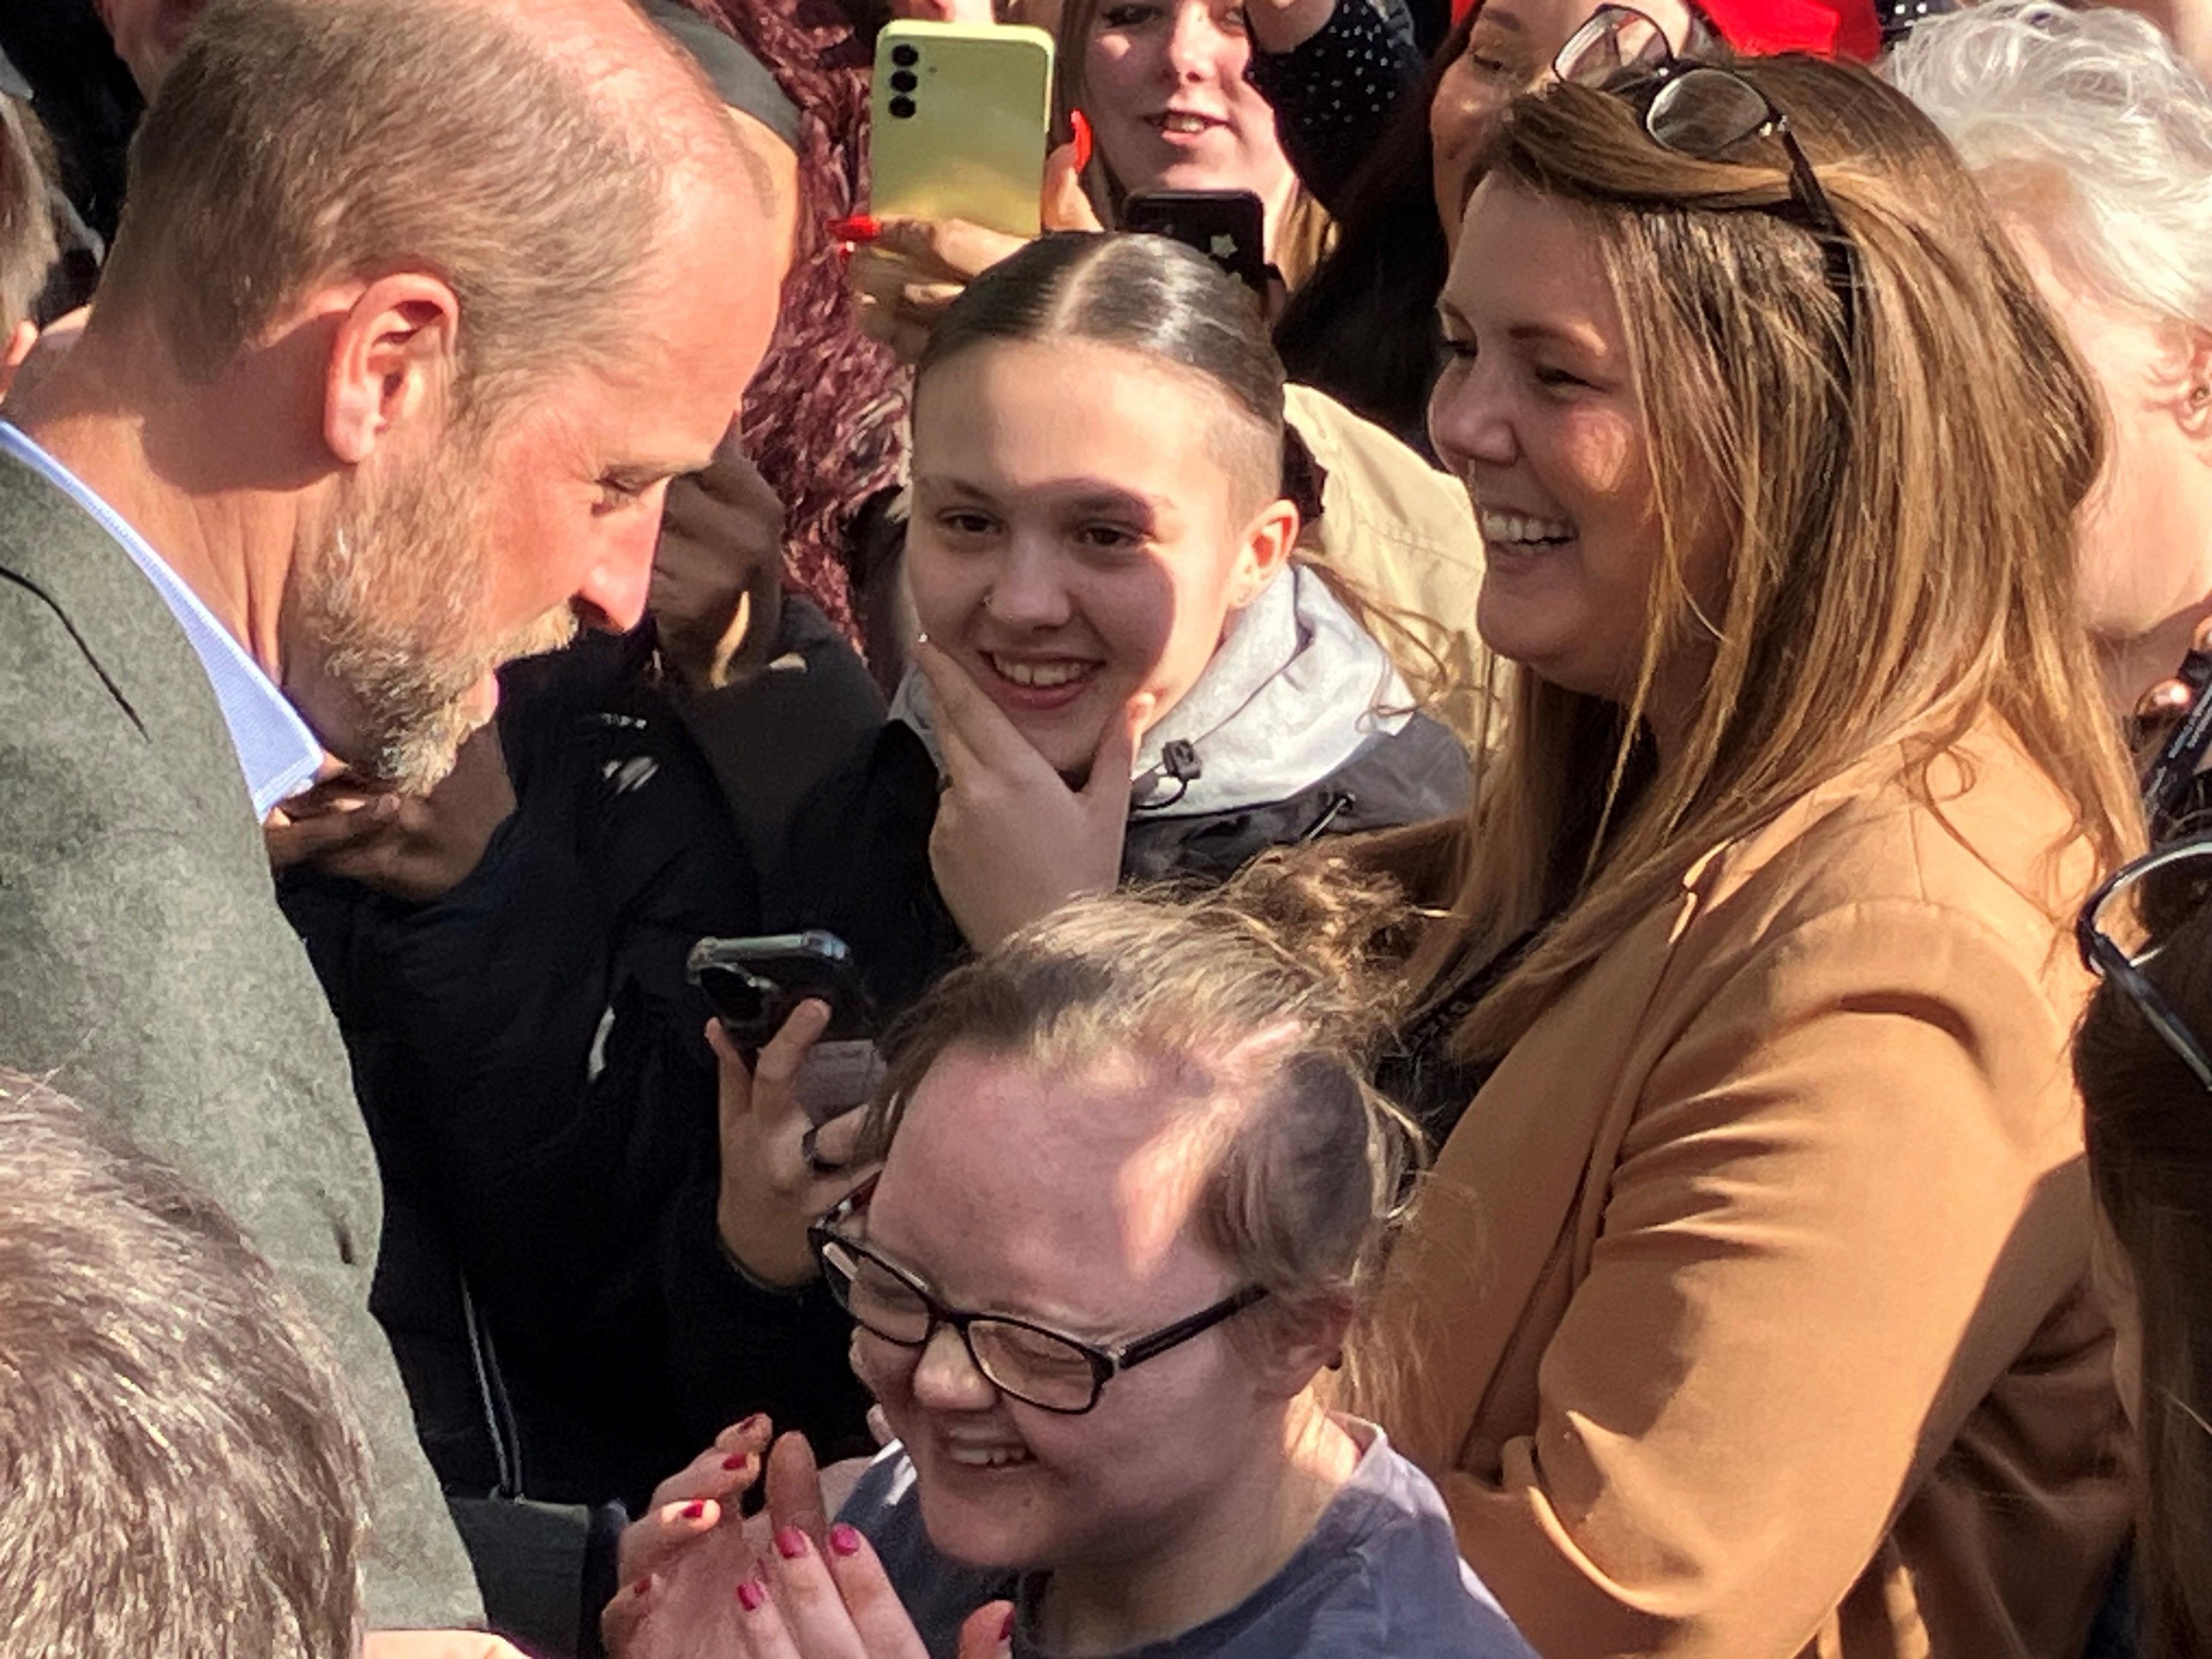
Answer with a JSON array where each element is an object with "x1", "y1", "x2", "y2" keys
[{"x1": 838, "y1": 1418, "x2": 1537, "y2": 1659}]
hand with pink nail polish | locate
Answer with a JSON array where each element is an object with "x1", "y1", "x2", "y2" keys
[
  {"x1": 603, "y1": 1416, "x2": 778, "y2": 1658},
  {"x1": 723, "y1": 1502, "x2": 1013, "y2": 1659}
]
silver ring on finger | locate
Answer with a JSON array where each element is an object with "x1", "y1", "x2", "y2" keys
[{"x1": 801, "y1": 1124, "x2": 847, "y2": 1177}]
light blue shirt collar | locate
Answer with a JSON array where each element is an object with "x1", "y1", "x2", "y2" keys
[{"x1": 0, "y1": 421, "x2": 324, "y2": 818}]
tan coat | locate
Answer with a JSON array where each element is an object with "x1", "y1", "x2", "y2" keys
[{"x1": 1359, "y1": 724, "x2": 2133, "y2": 1658}]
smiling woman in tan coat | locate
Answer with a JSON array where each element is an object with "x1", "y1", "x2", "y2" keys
[{"x1": 1346, "y1": 33, "x2": 2145, "y2": 1659}]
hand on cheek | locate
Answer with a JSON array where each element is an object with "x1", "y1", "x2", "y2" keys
[{"x1": 917, "y1": 639, "x2": 1154, "y2": 951}]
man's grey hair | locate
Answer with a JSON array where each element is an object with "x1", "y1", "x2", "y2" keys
[
  {"x1": 0, "y1": 1069, "x2": 373, "y2": 1659},
  {"x1": 1890, "y1": 0, "x2": 2212, "y2": 332},
  {"x1": 93, "y1": 0, "x2": 743, "y2": 414}
]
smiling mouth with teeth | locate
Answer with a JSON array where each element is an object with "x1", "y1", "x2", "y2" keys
[
  {"x1": 944, "y1": 1442, "x2": 1036, "y2": 1469},
  {"x1": 1152, "y1": 112, "x2": 1219, "y2": 135},
  {"x1": 1478, "y1": 508, "x2": 1577, "y2": 547},
  {"x1": 986, "y1": 654, "x2": 1097, "y2": 689}
]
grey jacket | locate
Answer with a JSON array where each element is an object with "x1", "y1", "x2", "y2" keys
[{"x1": 0, "y1": 449, "x2": 482, "y2": 1628}]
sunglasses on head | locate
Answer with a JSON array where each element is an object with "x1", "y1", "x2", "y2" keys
[{"x1": 1551, "y1": 5, "x2": 1860, "y2": 345}]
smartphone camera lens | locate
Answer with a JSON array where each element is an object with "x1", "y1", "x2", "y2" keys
[
  {"x1": 890, "y1": 69, "x2": 918, "y2": 92},
  {"x1": 888, "y1": 94, "x2": 916, "y2": 119},
  {"x1": 891, "y1": 43, "x2": 919, "y2": 65}
]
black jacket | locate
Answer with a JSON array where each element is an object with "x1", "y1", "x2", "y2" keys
[
  {"x1": 770, "y1": 711, "x2": 1472, "y2": 1019},
  {"x1": 282, "y1": 615, "x2": 880, "y2": 1519}
]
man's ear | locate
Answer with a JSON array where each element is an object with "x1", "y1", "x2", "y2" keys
[
  {"x1": 1226, "y1": 497, "x2": 1301, "y2": 613},
  {"x1": 323, "y1": 272, "x2": 464, "y2": 468}
]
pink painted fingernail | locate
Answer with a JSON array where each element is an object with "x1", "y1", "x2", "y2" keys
[
  {"x1": 1000, "y1": 1607, "x2": 1016, "y2": 1642},
  {"x1": 723, "y1": 1453, "x2": 750, "y2": 1471},
  {"x1": 737, "y1": 1578, "x2": 767, "y2": 1613},
  {"x1": 632, "y1": 1575, "x2": 654, "y2": 1599},
  {"x1": 740, "y1": 1413, "x2": 768, "y2": 1436},
  {"x1": 830, "y1": 1523, "x2": 863, "y2": 1558},
  {"x1": 1070, "y1": 108, "x2": 1093, "y2": 173},
  {"x1": 682, "y1": 1500, "x2": 706, "y2": 1520},
  {"x1": 775, "y1": 1525, "x2": 809, "y2": 1559},
  {"x1": 826, "y1": 213, "x2": 880, "y2": 243}
]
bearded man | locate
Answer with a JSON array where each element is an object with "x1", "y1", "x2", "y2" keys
[{"x1": 0, "y1": 0, "x2": 777, "y2": 1636}]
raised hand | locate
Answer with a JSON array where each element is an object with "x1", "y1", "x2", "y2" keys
[
  {"x1": 651, "y1": 421, "x2": 786, "y2": 692},
  {"x1": 848, "y1": 134, "x2": 1101, "y2": 364},
  {"x1": 711, "y1": 1002, "x2": 874, "y2": 1287},
  {"x1": 914, "y1": 639, "x2": 1154, "y2": 952},
  {"x1": 730, "y1": 1522, "x2": 1011, "y2": 1659},
  {"x1": 264, "y1": 724, "x2": 514, "y2": 902}
]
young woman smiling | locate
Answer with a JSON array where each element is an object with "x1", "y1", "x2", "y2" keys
[
  {"x1": 605, "y1": 876, "x2": 1537, "y2": 1659},
  {"x1": 1350, "y1": 18, "x2": 2143, "y2": 1657},
  {"x1": 766, "y1": 232, "x2": 1467, "y2": 1019}
]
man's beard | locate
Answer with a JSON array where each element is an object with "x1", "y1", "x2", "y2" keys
[{"x1": 299, "y1": 447, "x2": 578, "y2": 795}]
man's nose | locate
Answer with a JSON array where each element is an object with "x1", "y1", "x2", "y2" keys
[{"x1": 576, "y1": 522, "x2": 660, "y2": 634}]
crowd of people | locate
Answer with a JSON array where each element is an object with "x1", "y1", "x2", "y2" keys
[{"x1": 6, "y1": 0, "x2": 2212, "y2": 1653}]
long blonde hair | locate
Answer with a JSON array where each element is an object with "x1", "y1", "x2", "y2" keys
[
  {"x1": 1049, "y1": 0, "x2": 1335, "y2": 288},
  {"x1": 1417, "y1": 57, "x2": 2141, "y2": 1058}
]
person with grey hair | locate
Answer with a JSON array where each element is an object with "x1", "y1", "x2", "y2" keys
[
  {"x1": 0, "y1": 1069, "x2": 530, "y2": 1659},
  {"x1": 1892, "y1": 0, "x2": 2212, "y2": 718},
  {"x1": 0, "y1": 1067, "x2": 377, "y2": 1659}
]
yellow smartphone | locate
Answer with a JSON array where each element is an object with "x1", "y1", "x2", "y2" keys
[{"x1": 869, "y1": 22, "x2": 1055, "y2": 241}]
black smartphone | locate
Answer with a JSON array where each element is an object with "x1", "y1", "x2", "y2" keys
[
  {"x1": 2143, "y1": 643, "x2": 2212, "y2": 839},
  {"x1": 686, "y1": 931, "x2": 876, "y2": 1051},
  {"x1": 1122, "y1": 188, "x2": 1268, "y2": 298}
]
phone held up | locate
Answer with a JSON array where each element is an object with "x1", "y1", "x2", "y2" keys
[
  {"x1": 687, "y1": 931, "x2": 882, "y2": 1125},
  {"x1": 1122, "y1": 188, "x2": 1270, "y2": 300},
  {"x1": 869, "y1": 21, "x2": 1056, "y2": 241}
]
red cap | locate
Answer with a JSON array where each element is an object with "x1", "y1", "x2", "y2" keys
[
  {"x1": 1443, "y1": 0, "x2": 1883, "y2": 60},
  {"x1": 1693, "y1": 0, "x2": 1884, "y2": 62}
]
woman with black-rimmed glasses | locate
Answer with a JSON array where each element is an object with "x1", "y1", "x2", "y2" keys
[{"x1": 604, "y1": 871, "x2": 1536, "y2": 1659}]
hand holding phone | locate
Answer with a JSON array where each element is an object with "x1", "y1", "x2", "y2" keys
[
  {"x1": 689, "y1": 931, "x2": 884, "y2": 1124},
  {"x1": 706, "y1": 998, "x2": 876, "y2": 1287},
  {"x1": 848, "y1": 137, "x2": 1099, "y2": 363},
  {"x1": 869, "y1": 22, "x2": 1055, "y2": 240}
]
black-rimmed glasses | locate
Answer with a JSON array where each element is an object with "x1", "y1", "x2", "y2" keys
[
  {"x1": 2078, "y1": 835, "x2": 2212, "y2": 1091},
  {"x1": 1554, "y1": 5, "x2": 1859, "y2": 342},
  {"x1": 807, "y1": 1180, "x2": 1268, "y2": 1415}
]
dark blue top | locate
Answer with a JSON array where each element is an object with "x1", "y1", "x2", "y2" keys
[{"x1": 839, "y1": 1418, "x2": 1537, "y2": 1659}]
